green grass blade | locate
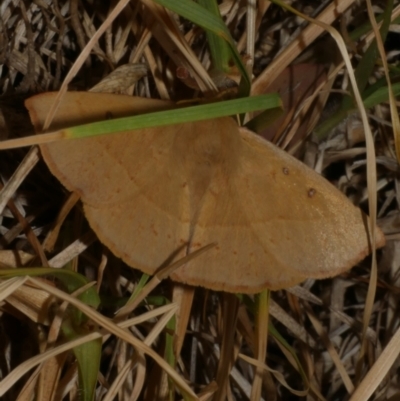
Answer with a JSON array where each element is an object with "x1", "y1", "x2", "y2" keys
[
  {"x1": 62, "y1": 320, "x2": 102, "y2": 401},
  {"x1": 128, "y1": 273, "x2": 151, "y2": 304},
  {"x1": 0, "y1": 267, "x2": 102, "y2": 401},
  {"x1": 363, "y1": 81, "x2": 400, "y2": 108},
  {"x1": 198, "y1": 0, "x2": 232, "y2": 74},
  {"x1": 349, "y1": 15, "x2": 400, "y2": 42},
  {"x1": 315, "y1": 80, "x2": 400, "y2": 138},
  {"x1": 63, "y1": 94, "x2": 280, "y2": 140},
  {"x1": 0, "y1": 267, "x2": 100, "y2": 310},
  {"x1": 344, "y1": 0, "x2": 393, "y2": 104},
  {"x1": 152, "y1": 0, "x2": 251, "y2": 95},
  {"x1": 321, "y1": 0, "x2": 394, "y2": 136},
  {"x1": 268, "y1": 322, "x2": 309, "y2": 388}
]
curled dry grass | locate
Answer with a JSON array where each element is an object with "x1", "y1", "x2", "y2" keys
[{"x1": 0, "y1": 1, "x2": 399, "y2": 400}]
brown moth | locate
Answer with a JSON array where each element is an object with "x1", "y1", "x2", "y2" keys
[{"x1": 26, "y1": 92, "x2": 385, "y2": 293}]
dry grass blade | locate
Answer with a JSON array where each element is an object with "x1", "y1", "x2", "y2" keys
[
  {"x1": 42, "y1": 191, "x2": 80, "y2": 252},
  {"x1": 239, "y1": 353, "x2": 308, "y2": 397},
  {"x1": 101, "y1": 304, "x2": 177, "y2": 401},
  {"x1": 349, "y1": 326, "x2": 400, "y2": 400},
  {"x1": 274, "y1": 1, "x2": 381, "y2": 384},
  {"x1": 48, "y1": 231, "x2": 97, "y2": 268},
  {"x1": 89, "y1": 64, "x2": 148, "y2": 93},
  {"x1": 306, "y1": 309, "x2": 354, "y2": 393},
  {"x1": 140, "y1": 0, "x2": 217, "y2": 93},
  {"x1": 42, "y1": 0, "x2": 131, "y2": 131},
  {"x1": 5, "y1": 280, "x2": 55, "y2": 324},
  {"x1": 251, "y1": 0, "x2": 356, "y2": 95},
  {"x1": 116, "y1": 243, "x2": 215, "y2": 318},
  {"x1": 0, "y1": 279, "x2": 188, "y2": 398},
  {"x1": 0, "y1": 147, "x2": 39, "y2": 215},
  {"x1": 19, "y1": 277, "x2": 198, "y2": 399},
  {"x1": 250, "y1": 291, "x2": 269, "y2": 401},
  {"x1": 0, "y1": 276, "x2": 29, "y2": 302},
  {"x1": 365, "y1": 0, "x2": 400, "y2": 163}
]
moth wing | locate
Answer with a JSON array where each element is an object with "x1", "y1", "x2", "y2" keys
[
  {"x1": 27, "y1": 92, "x2": 190, "y2": 273},
  {"x1": 172, "y1": 127, "x2": 385, "y2": 292}
]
